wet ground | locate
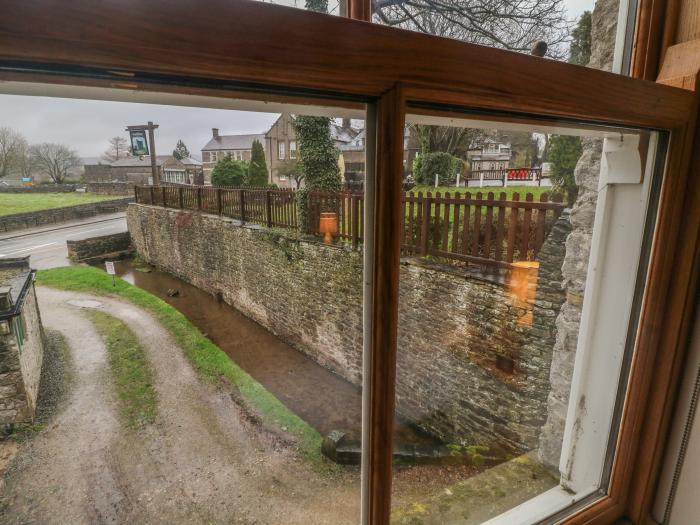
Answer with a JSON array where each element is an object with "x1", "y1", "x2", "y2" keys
[{"x1": 115, "y1": 260, "x2": 440, "y2": 448}]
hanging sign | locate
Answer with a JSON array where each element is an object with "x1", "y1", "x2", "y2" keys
[{"x1": 129, "y1": 129, "x2": 149, "y2": 156}]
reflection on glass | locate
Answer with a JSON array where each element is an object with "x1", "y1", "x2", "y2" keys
[{"x1": 391, "y1": 113, "x2": 660, "y2": 523}]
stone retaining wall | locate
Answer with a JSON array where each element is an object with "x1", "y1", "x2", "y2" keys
[
  {"x1": 0, "y1": 280, "x2": 44, "y2": 424},
  {"x1": 86, "y1": 182, "x2": 135, "y2": 195},
  {"x1": 0, "y1": 198, "x2": 133, "y2": 234},
  {"x1": 0, "y1": 184, "x2": 79, "y2": 193},
  {"x1": 128, "y1": 204, "x2": 568, "y2": 452},
  {"x1": 67, "y1": 232, "x2": 133, "y2": 263}
]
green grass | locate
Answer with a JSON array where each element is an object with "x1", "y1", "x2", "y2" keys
[
  {"x1": 88, "y1": 310, "x2": 157, "y2": 429},
  {"x1": 0, "y1": 193, "x2": 119, "y2": 216},
  {"x1": 409, "y1": 185, "x2": 553, "y2": 200},
  {"x1": 36, "y1": 266, "x2": 327, "y2": 468}
]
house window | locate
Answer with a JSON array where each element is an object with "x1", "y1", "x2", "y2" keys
[
  {"x1": 278, "y1": 141, "x2": 286, "y2": 160},
  {"x1": 13, "y1": 314, "x2": 26, "y2": 352},
  {"x1": 289, "y1": 141, "x2": 297, "y2": 159},
  {"x1": 210, "y1": 151, "x2": 218, "y2": 163},
  {"x1": 164, "y1": 169, "x2": 186, "y2": 184}
]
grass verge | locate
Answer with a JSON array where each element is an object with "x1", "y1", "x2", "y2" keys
[
  {"x1": 87, "y1": 310, "x2": 157, "y2": 429},
  {"x1": 36, "y1": 266, "x2": 327, "y2": 469},
  {"x1": 0, "y1": 193, "x2": 119, "y2": 216}
]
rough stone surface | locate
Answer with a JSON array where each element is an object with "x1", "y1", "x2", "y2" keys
[
  {"x1": 0, "y1": 185, "x2": 79, "y2": 194},
  {"x1": 0, "y1": 285, "x2": 45, "y2": 424},
  {"x1": 128, "y1": 203, "x2": 568, "y2": 452},
  {"x1": 86, "y1": 182, "x2": 135, "y2": 195},
  {"x1": 0, "y1": 198, "x2": 133, "y2": 234},
  {"x1": 67, "y1": 232, "x2": 133, "y2": 263},
  {"x1": 537, "y1": 0, "x2": 618, "y2": 469}
]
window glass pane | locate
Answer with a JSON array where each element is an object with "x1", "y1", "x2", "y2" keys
[
  {"x1": 0, "y1": 86, "x2": 365, "y2": 524},
  {"x1": 372, "y1": 0, "x2": 628, "y2": 73},
  {"x1": 391, "y1": 110, "x2": 663, "y2": 522},
  {"x1": 253, "y1": 0, "x2": 347, "y2": 15}
]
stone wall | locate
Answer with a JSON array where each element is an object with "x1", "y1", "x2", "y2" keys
[
  {"x1": 86, "y1": 182, "x2": 135, "y2": 195},
  {"x1": 0, "y1": 198, "x2": 133, "y2": 234},
  {"x1": 128, "y1": 203, "x2": 568, "y2": 452},
  {"x1": 0, "y1": 184, "x2": 79, "y2": 193},
  {"x1": 67, "y1": 232, "x2": 133, "y2": 263},
  {"x1": 537, "y1": 0, "x2": 617, "y2": 469},
  {"x1": 0, "y1": 284, "x2": 44, "y2": 424}
]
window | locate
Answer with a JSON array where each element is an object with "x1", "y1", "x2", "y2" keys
[
  {"x1": 278, "y1": 141, "x2": 286, "y2": 160},
  {"x1": 2, "y1": 2, "x2": 696, "y2": 525},
  {"x1": 289, "y1": 140, "x2": 297, "y2": 159},
  {"x1": 164, "y1": 169, "x2": 186, "y2": 184},
  {"x1": 13, "y1": 314, "x2": 25, "y2": 352},
  {"x1": 210, "y1": 151, "x2": 218, "y2": 163}
]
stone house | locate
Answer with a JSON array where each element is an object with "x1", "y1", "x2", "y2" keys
[
  {"x1": 84, "y1": 155, "x2": 203, "y2": 186},
  {"x1": 264, "y1": 113, "x2": 298, "y2": 188},
  {"x1": 467, "y1": 140, "x2": 512, "y2": 172},
  {"x1": 201, "y1": 129, "x2": 265, "y2": 184},
  {"x1": 0, "y1": 257, "x2": 44, "y2": 425}
]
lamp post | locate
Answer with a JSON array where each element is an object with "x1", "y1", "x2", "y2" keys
[{"x1": 126, "y1": 121, "x2": 159, "y2": 186}]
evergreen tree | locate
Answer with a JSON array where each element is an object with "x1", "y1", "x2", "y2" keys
[
  {"x1": 246, "y1": 139, "x2": 268, "y2": 187},
  {"x1": 211, "y1": 155, "x2": 247, "y2": 187},
  {"x1": 305, "y1": 0, "x2": 328, "y2": 13},
  {"x1": 546, "y1": 135, "x2": 582, "y2": 205},
  {"x1": 569, "y1": 11, "x2": 592, "y2": 66},
  {"x1": 295, "y1": 115, "x2": 341, "y2": 232},
  {"x1": 172, "y1": 139, "x2": 190, "y2": 160}
]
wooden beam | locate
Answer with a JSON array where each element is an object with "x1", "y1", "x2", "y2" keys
[
  {"x1": 0, "y1": 0, "x2": 693, "y2": 130},
  {"x1": 367, "y1": 85, "x2": 405, "y2": 525}
]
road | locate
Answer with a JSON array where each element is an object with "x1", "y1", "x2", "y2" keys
[{"x1": 0, "y1": 213, "x2": 127, "y2": 269}]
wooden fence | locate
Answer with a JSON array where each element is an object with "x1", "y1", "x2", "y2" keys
[
  {"x1": 464, "y1": 167, "x2": 543, "y2": 186},
  {"x1": 134, "y1": 186, "x2": 564, "y2": 268}
]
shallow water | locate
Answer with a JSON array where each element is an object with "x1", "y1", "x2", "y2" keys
[{"x1": 115, "y1": 260, "x2": 438, "y2": 447}]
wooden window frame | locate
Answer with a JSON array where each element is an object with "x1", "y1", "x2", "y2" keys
[{"x1": 1, "y1": 2, "x2": 697, "y2": 524}]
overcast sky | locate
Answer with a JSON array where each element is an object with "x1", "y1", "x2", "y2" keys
[{"x1": 0, "y1": 0, "x2": 596, "y2": 160}]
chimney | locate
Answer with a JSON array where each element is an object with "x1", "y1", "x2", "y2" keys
[{"x1": 212, "y1": 128, "x2": 220, "y2": 140}]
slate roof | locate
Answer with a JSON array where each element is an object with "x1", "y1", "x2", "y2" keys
[
  {"x1": 105, "y1": 155, "x2": 201, "y2": 168},
  {"x1": 201, "y1": 134, "x2": 265, "y2": 152}
]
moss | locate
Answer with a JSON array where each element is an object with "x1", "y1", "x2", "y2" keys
[
  {"x1": 36, "y1": 266, "x2": 332, "y2": 472},
  {"x1": 87, "y1": 310, "x2": 157, "y2": 429}
]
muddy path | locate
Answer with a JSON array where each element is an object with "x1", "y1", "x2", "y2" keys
[{"x1": 1, "y1": 288, "x2": 360, "y2": 525}]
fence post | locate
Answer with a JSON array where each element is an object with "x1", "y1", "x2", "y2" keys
[
  {"x1": 178, "y1": 186, "x2": 184, "y2": 208},
  {"x1": 197, "y1": 187, "x2": 202, "y2": 211},
  {"x1": 420, "y1": 193, "x2": 431, "y2": 255},
  {"x1": 149, "y1": 186, "x2": 154, "y2": 205},
  {"x1": 134, "y1": 186, "x2": 138, "y2": 202},
  {"x1": 266, "y1": 190, "x2": 272, "y2": 228},
  {"x1": 239, "y1": 189, "x2": 246, "y2": 223},
  {"x1": 162, "y1": 186, "x2": 167, "y2": 207},
  {"x1": 351, "y1": 194, "x2": 360, "y2": 250},
  {"x1": 217, "y1": 188, "x2": 222, "y2": 215}
]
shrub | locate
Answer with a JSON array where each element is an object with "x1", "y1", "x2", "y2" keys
[
  {"x1": 246, "y1": 139, "x2": 268, "y2": 187},
  {"x1": 413, "y1": 152, "x2": 463, "y2": 186},
  {"x1": 211, "y1": 155, "x2": 248, "y2": 187}
]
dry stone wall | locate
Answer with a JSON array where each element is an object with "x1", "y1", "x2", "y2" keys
[
  {"x1": 0, "y1": 285, "x2": 44, "y2": 424},
  {"x1": 128, "y1": 204, "x2": 568, "y2": 452}
]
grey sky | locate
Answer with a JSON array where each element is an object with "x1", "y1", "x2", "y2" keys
[{"x1": 0, "y1": 0, "x2": 596, "y2": 160}]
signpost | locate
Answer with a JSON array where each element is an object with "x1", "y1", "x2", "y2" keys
[
  {"x1": 105, "y1": 261, "x2": 116, "y2": 287},
  {"x1": 126, "y1": 121, "x2": 159, "y2": 186}
]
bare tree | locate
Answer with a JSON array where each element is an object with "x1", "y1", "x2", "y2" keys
[
  {"x1": 374, "y1": 0, "x2": 572, "y2": 58},
  {"x1": 30, "y1": 143, "x2": 82, "y2": 184},
  {"x1": 102, "y1": 136, "x2": 130, "y2": 162},
  {"x1": 0, "y1": 127, "x2": 26, "y2": 179},
  {"x1": 412, "y1": 123, "x2": 487, "y2": 158}
]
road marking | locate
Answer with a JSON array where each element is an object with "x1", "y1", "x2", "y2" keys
[{"x1": 0, "y1": 242, "x2": 57, "y2": 257}]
